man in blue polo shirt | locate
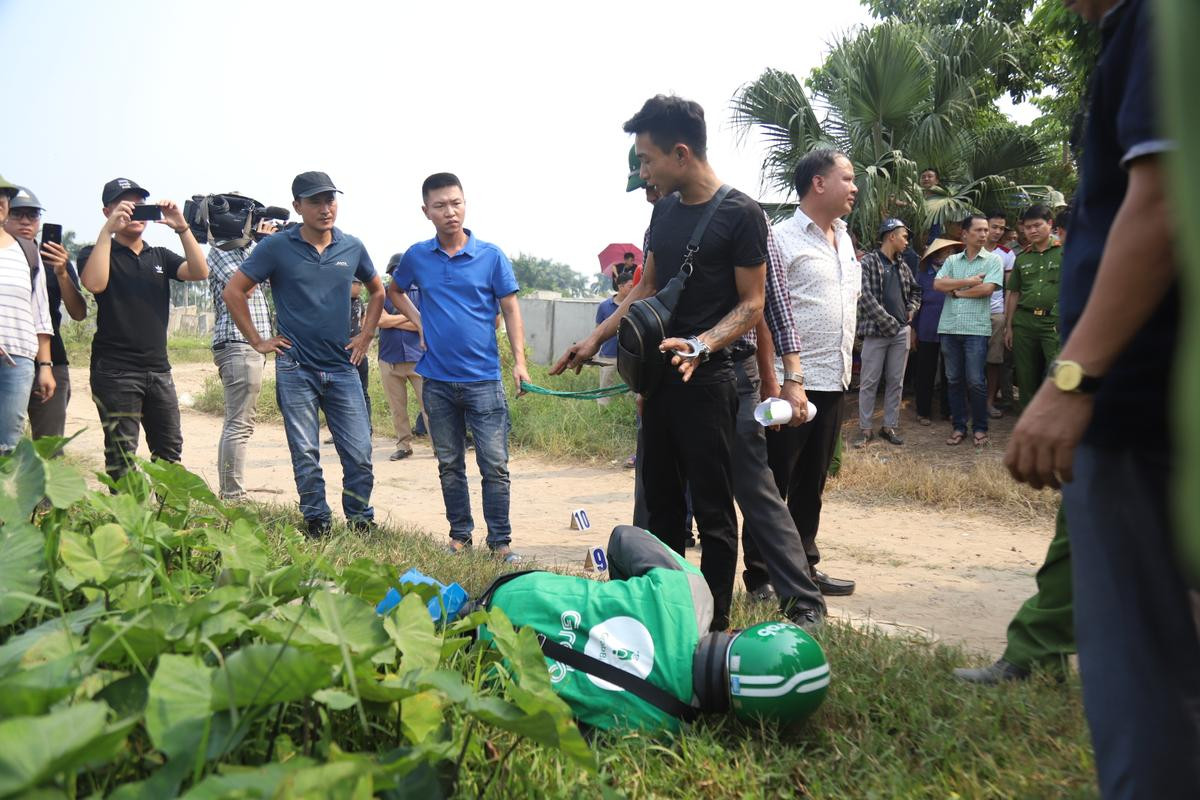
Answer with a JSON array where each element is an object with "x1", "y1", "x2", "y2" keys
[
  {"x1": 389, "y1": 172, "x2": 530, "y2": 563},
  {"x1": 224, "y1": 171, "x2": 384, "y2": 538},
  {"x1": 1005, "y1": 1, "x2": 1198, "y2": 796}
]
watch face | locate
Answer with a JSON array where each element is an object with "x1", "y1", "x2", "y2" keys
[{"x1": 1053, "y1": 361, "x2": 1083, "y2": 392}]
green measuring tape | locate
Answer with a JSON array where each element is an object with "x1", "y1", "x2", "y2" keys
[{"x1": 519, "y1": 380, "x2": 630, "y2": 400}]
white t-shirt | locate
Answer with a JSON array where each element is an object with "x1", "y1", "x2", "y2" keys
[{"x1": 987, "y1": 246, "x2": 1016, "y2": 315}]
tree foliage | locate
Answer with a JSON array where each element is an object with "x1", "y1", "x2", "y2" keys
[
  {"x1": 733, "y1": 20, "x2": 1056, "y2": 244},
  {"x1": 510, "y1": 253, "x2": 590, "y2": 297}
]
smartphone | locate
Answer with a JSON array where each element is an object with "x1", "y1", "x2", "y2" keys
[
  {"x1": 41, "y1": 223, "x2": 63, "y2": 246},
  {"x1": 131, "y1": 204, "x2": 163, "y2": 222}
]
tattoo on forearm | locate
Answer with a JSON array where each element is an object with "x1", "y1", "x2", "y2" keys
[{"x1": 703, "y1": 302, "x2": 762, "y2": 351}]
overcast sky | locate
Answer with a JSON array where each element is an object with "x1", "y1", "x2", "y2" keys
[{"x1": 5, "y1": 0, "x2": 992, "y2": 281}]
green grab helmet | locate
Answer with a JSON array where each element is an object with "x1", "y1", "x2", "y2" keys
[{"x1": 726, "y1": 621, "x2": 829, "y2": 723}]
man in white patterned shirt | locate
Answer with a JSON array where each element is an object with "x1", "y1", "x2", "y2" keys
[
  {"x1": 0, "y1": 175, "x2": 55, "y2": 451},
  {"x1": 767, "y1": 149, "x2": 860, "y2": 597},
  {"x1": 208, "y1": 221, "x2": 276, "y2": 500}
]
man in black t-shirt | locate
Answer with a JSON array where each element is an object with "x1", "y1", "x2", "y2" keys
[
  {"x1": 1004, "y1": 1, "x2": 1199, "y2": 796},
  {"x1": 79, "y1": 178, "x2": 209, "y2": 481},
  {"x1": 553, "y1": 95, "x2": 767, "y2": 631}
]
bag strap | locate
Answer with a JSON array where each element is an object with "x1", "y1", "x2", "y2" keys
[
  {"x1": 678, "y1": 184, "x2": 732, "y2": 278},
  {"x1": 16, "y1": 237, "x2": 40, "y2": 281},
  {"x1": 536, "y1": 633, "x2": 701, "y2": 723}
]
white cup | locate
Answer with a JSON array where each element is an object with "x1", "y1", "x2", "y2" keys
[{"x1": 754, "y1": 398, "x2": 817, "y2": 426}]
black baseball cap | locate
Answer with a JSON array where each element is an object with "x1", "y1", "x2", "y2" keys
[
  {"x1": 878, "y1": 218, "x2": 908, "y2": 238},
  {"x1": 10, "y1": 186, "x2": 44, "y2": 211},
  {"x1": 292, "y1": 171, "x2": 342, "y2": 199},
  {"x1": 102, "y1": 178, "x2": 150, "y2": 206}
]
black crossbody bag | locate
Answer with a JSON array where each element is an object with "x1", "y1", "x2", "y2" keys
[{"x1": 616, "y1": 185, "x2": 731, "y2": 395}]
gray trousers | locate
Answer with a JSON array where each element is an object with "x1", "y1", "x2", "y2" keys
[
  {"x1": 858, "y1": 328, "x2": 909, "y2": 430},
  {"x1": 27, "y1": 364, "x2": 71, "y2": 440},
  {"x1": 214, "y1": 342, "x2": 265, "y2": 500},
  {"x1": 732, "y1": 358, "x2": 825, "y2": 610}
]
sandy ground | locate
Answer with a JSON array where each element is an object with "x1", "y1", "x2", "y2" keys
[{"x1": 61, "y1": 362, "x2": 1055, "y2": 658}]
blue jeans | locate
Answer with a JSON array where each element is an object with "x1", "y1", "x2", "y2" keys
[
  {"x1": 940, "y1": 334, "x2": 989, "y2": 434},
  {"x1": 423, "y1": 379, "x2": 511, "y2": 547},
  {"x1": 274, "y1": 354, "x2": 374, "y2": 525},
  {"x1": 1064, "y1": 445, "x2": 1200, "y2": 799},
  {"x1": 0, "y1": 356, "x2": 34, "y2": 451}
]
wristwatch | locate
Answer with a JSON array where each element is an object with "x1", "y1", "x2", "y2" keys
[
  {"x1": 1049, "y1": 359, "x2": 1101, "y2": 394},
  {"x1": 783, "y1": 371, "x2": 804, "y2": 386}
]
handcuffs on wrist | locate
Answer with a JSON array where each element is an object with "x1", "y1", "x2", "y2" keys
[{"x1": 673, "y1": 336, "x2": 711, "y2": 364}]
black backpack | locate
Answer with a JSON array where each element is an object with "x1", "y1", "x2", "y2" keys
[{"x1": 616, "y1": 185, "x2": 730, "y2": 395}]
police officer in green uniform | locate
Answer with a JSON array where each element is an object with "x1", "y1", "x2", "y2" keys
[{"x1": 1004, "y1": 205, "x2": 1063, "y2": 412}]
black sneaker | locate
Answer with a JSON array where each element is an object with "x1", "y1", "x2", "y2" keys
[
  {"x1": 389, "y1": 448, "x2": 413, "y2": 461},
  {"x1": 748, "y1": 583, "x2": 776, "y2": 603},
  {"x1": 878, "y1": 427, "x2": 904, "y2": 445},
  {"x1": 305, "y1": 517, "x2": 332, "y2": 539},
  {"x1": 349, "y1": 518, "x2": 378, "y2": 535}
]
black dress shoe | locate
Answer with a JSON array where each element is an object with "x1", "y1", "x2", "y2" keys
[
  {"x1": 953, "y1": 658, "x2": 1030, "y2": 685},
  {"x1": 878, "y1": 427, "x2": 904, "y2": 445},
  {"x1": 747, "y1": 583, "x2": 776, "y2": 603},
  {"x1": 389, "y1": 448, "x2": 413, "y2": 461},
  {"x1": 783, "y1": 604, "x2": 825, "y2": 634},
  {"x1": 812, "y1": 569, "x2": 856, "y2": 596}
]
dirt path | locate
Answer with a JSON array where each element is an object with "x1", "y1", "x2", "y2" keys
[{"x1": 62, "y1": 362, "x2": 1054, "y2": 658}]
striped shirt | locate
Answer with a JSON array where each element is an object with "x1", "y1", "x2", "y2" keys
[
  {"x1": 208, "y1": 244, "x2": 272, "y2": 346},
  {"x1": 935, "y1": 250, "x2": 1004, "y2": 337},
  {"x1": 0, "y1": 240, "x2": 53, "y2": 361}
]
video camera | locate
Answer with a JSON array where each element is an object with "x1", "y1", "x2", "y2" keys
[{"x1": 183, "y1": 192, "x2": 293, "y2": 250}]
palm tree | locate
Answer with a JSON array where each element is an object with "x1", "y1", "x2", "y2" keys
[{"x1": 732, "y1": 20, "x2": 1056, "y2": 243}]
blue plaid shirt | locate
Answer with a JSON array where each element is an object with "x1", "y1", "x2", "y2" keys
[{"x1": 208, "y1": 244, "x2": 272, "y2": 346}]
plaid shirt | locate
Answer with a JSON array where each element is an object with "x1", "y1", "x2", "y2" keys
[
  {"x1": 739, "y1": 214, "x2": 801, "y2": 355},
  {"x1": 208, "y1": 244, "x2": 272, "y2": 346},
  {"x1": 857, "y1": 249, "x2": 921, "y2": 339}
]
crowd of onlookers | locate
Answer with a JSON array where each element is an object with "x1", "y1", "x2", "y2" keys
[{"x1": 0, "y1": 0, "x2": 1193, "y2": 794}]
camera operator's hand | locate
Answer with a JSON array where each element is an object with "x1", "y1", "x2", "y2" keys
[
  {"x1": 346, "y1": 331, "x2": 373, "y2": 366},
  {"x1": 104, "y1": 201, "x2": 135, "y2": 235},
  {"x1": 40, "y1": 241, "x2": 71, "y2": 275},
  {"x1": 255, "y1": 220, "x2": 279, "y2": 237},
  {"x1": 254, "y1": 335, "x2": 292, "y2": 356},
  {"x1": 157, "y1": 200, "x2": 188, "y2": 234}
]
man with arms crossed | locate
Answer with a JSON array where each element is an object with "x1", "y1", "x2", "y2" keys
[
  {"x1": 554, "y1": 95, "x2": 767, "y2": 631},
  {"x1": 225, "y1": 171, "x2": 383, "y2": 537},
  {"x1": 80, "y1": 178, "x2": 208, "y2": 481},
  {"x1": 389, "y1": 173, "x2": 529, "y2": 563}
]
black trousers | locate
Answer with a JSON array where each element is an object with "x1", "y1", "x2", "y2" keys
[
  {"x1": 356, "y1": 358, "x2": 372, "y2": 433},
  {"x1": 90, "y1": 367, "x2": 183, "y2": 481},
  {"x1": 913, "y1": 340, "x2": 949, "y2": 420},
  {"x1": 744, "y1": 389, "x2": 843, "y2": 580},
  {"x1": 641, "y1": 375, "x2": 738, "y2": 630},
  {"x1": 733, "y1": 359, "x2": 825, "y2": 612}
]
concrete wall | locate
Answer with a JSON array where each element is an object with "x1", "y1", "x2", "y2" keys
[
  {"x1": 168, "y1": 306, "x2": 215, "y2": 337},
  {"x1": 519, "y1": 296, "x2": 605, "y2": 365}
]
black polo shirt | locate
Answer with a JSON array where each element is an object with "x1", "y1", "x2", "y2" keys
[
  {"x1": 78, "y1": 239, "x2": 184, "y2": 372},
  {"x1": 1058, "y1": 0, "x2": 1178, "y2": 448}
]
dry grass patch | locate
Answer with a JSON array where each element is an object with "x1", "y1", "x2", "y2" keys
[{"x1": 829, "y1": 447, "x2": 1059, "y2": 522}]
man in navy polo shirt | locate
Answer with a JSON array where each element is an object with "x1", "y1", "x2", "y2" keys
[
  {"x1": 1005, "y1": 1, "x2": 1199, "y2": 795},
  {"x1": 224, "y1": 171, "x2": 384, "y2": 538},
  {"x1": 389, "y1": 172, "x2": 529, "y2": 563}
]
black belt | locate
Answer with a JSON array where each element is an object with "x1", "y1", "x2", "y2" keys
[{"x1": 211, "y1": 341, "x2": 248, "y2": 351}]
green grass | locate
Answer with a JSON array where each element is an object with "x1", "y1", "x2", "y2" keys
[
  {"x1": 62, "y1": 319, "x2": 215, "y2": 366},
  {"x1": 275, "y1": 509, "x2": 1096, "y2": 798}
]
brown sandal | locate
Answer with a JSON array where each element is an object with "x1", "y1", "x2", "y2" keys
[
  {"x1": 973, "y1": 432, "x2": 990, "y2": 447},
  {"x1": 946, "y1": 431, "x2": 966, "y2": 446}
]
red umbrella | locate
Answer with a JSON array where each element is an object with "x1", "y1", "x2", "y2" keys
[{"x1": 597, "y1": 243, "x2": 643, "y2": 277}]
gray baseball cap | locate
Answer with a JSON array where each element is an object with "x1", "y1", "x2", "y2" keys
[{"x1": 10, "y1": 186, "x2": 43, "y2": 211}]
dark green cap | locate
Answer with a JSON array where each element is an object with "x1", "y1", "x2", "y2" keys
[
  {"x1": 626, "y1": 145, "x2": 646, "y2": 192},
  {"x1": 0, "y1": 174, "x2": 18, "y2": 199}
]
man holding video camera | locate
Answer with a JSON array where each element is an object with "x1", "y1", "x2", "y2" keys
[{"x1": 79, "y1": 178, "x2": 209, "y2": 482}]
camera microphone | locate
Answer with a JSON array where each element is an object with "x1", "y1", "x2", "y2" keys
[{"x1": 257, "y1": 206, "x2": 292, "y2": 221}]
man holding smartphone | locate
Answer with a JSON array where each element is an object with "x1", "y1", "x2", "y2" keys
[
  {"x1": 79, "y1": 178, "x2": 209, "y2": 482},
  {"x1": 2, "y1": 187, "x2": 87, "y2": 443}
]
